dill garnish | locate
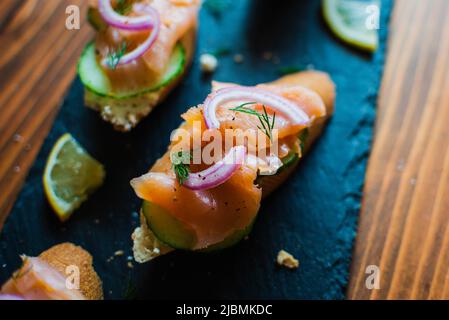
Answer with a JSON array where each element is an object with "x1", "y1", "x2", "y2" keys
[
  {"x1": 230, "y1": 102, "x2": 277, "y2": 141},
  {"x1": 171, "y1": 151, "x2": 192, "y2": 185},
  {"x1": 116, "y1": 0, "x2": 133, "y2": 15},
  {"x1": 106, "y1": 41, "x2": 127, "y2": 70}
]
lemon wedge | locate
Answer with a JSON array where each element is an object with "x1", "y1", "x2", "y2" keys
[
  {"x1": 43, "y1": 134, "x2": 105, "y2": 221},
  {"x1": 323, "y1": 0, "x2": 380, "y2": 52}
]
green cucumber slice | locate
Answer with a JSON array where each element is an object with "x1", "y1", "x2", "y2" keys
[
  {"x1": 255, "y1": 151, "x2": 300, "y2": 188},
  {"x1": 142, "y1": 201, "x2": 197, "y2": 250},
  {"x1": 200, "y1": 220, "x2": 255, "y2": 253},
  {"x1": 299, "y1": 128, "x2": 309, "y2": 152},
  {"x1": 78, "y1": 42, "x2": 186, "y2": 99},
  {"x1": 142, "y1": 200, "x2": 256, "y2": 252},
  {"x1": 275, "y1": 151, "x2": 300, "y2": 175}
]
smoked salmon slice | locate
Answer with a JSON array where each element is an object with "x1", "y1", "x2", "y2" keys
[
  {"x1": 92, "y1": 0, "x2": 200, "y2": 75},
  {"x1": 143, "y1": 0, "x2": 200, "y2": 74},
  {"x1": 1, "y1": 257, "x2": 85, "y2": 300},
  {"x1": 1, "y1": 243, "x2": 103, "y2": 300}
]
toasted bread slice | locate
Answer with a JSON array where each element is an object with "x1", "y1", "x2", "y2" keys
[
  {"x1": 132, "y1": 71, "x2": 336, "y2": 263},
  {"x1": 39, "y1": 243, "x2": 103, "y2": 300},
  {"x1": 1, "y1": 243, "x2": 103, "y2": 300}
]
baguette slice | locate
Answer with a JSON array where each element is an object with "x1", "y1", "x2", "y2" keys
[
  {"x1": 84, "y1": 27, "x2": 197, "y2": 132},
  {"x1": 1, "y1": 243, "x2": 103, "y2": 300},
  {"x1": 132, "y1": 71, "x2": 336, "y2": 263}
]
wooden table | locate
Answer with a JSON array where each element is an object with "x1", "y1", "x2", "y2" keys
[
  {"x1": 348, "y1": 0, "x2": 449, "y2": 299},
  {"x1": 0, "y1": 0, "x2": 448, "y2": 300}
]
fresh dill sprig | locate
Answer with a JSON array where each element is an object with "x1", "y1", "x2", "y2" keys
[
  {"x1": 106, "y1": 41, "x2": 127, "y2": 70},
  {"x1": 171, "y1": 151, "x2": 192, "y2": 185},
  {"x1": 230, "y1": 102, "x2": 277, "y2": 141},
  {"x1": 116, "y1": 0, "x2": 133, "y2": 15}
]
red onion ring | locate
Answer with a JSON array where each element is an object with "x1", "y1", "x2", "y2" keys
[
  {"x1": 0, "y1": 294, "x2": 25, "y2": 300},
  {"x1": 101, "y1": 4, "x2": 160, "y2": 68},
  {"x1": 98, "y1": 0, "x2": 155, "y2": 31},
  {"x1": 202, "y1": 86, "x2": 310, "y2": 129},
  {"x1": 183, "y1": 146, "x2": 246, "y2": 191}
]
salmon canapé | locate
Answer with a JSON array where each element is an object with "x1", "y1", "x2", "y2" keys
[
  {"x1": 80, "y1": 0, "x2": 201, "y2": 131},
  {"x1": 131, "y1": 71, "x2": 336, "y2": 256}
]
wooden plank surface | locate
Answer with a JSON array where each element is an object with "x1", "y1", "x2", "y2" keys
[
  {"x1": 0, "y1": 0, "x2": 448, "y2": 300},
  {"x1": 348, "y1": 0, "x2": 449, "y2": 299},
  {"x1": 0, "y1": 0, "x2": 93, "y2": 228}
]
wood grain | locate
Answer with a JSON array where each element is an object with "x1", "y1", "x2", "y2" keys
[
  {"x1": 0, "y1": 0, "x2": 448, "y2": 300},
  {"x1": 348, "y1": 0, "x2": 449, "y2": 299},
  {"x1": 0, "y1": 0, "x2": 93, "y2": 228}
]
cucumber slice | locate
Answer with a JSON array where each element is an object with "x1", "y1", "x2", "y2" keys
[
  {"x1": 275, "y1": 151, "x2": 300, "y2": 175},
  {"x1": 299, "y1": 128, "x2": 309, "y2": 152},
  {"x1": 142, "y1": 201, "x2": 197, "y2": 250},
  {"x1": 258, "y1": 129, "x2": 307, "y2": 180},
  {"x1": 78, "y1": 42, "x2": 186, "y2": 99},
  {"x1": 142, "y1": 200, "x2": 256, "y2": 252},
  {"x1": 255, "y1": 151, "x2": 300, "y2": 187},
  {"x1": 200, "y1": 221, "x2": 255, "y2": 253}
]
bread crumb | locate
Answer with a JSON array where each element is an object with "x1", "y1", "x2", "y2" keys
[
  {"x1": 277, "y1": 250, "x2": 299, "y2": 269},
  {"x1": 233, "y1": 54, "x2": 244, "y2": 64},
  {"x1": 127, "y1": 262, "x2": 134, "y2": 269},
  {"x1": 114, "y1": 250, "x2": 124, "y2": 257},
  {"x1": 200, "y1": 53, "x2": 218, "y2": 73}
]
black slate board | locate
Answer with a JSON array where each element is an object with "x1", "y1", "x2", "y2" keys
[{"x1": 0, "y1": 0, "x2": 392, "y2": 299}]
